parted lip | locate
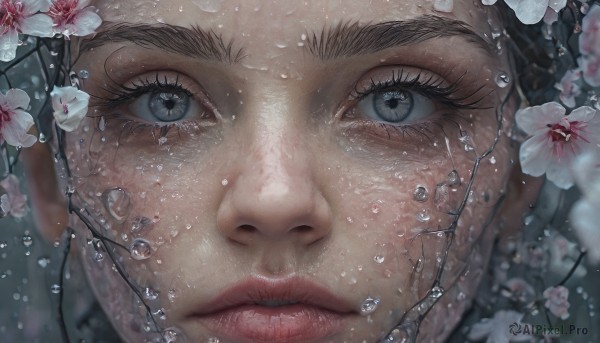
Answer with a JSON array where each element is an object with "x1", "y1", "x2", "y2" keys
[{"x1": 188, "y1": 275, "x2": 357, "y2": 316}]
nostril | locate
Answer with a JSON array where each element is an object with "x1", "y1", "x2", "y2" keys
[
  {"x1": 238, "y1": 225, "x2": 257, "y2": 233},
  {"x1": 293, "y1": 225, "x2": 312, "y2": 233}
]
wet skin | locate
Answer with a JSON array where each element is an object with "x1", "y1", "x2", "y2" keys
[{"x1": 59, "y1": 0, "x2": 523, "y2": 342}]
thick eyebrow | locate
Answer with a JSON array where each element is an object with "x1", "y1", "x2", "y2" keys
[
  {"x1": 307, "y1": 15, "x2": 493, "y2": 60},
  {"x1": 80, "y1": 22, "x2": 245, "y2": 64}
]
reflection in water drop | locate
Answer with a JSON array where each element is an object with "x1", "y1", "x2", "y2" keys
[
  {"x1": 360, "y1": 296, "x2": 380, "y2": 315},
  {"x1": 102, "y1": 187, "x2": 132, "y2": 222},
  {"x1": 131, "y1": 216, "x2": 153, "y2": 234},
  {"x1": 413, "y1": 186, "x2": 429, "y2": 202},
  {"x1": 50, "y1": 284, "x2": 61, "y2": 294},
  {"x1": 143, "y1": 287, "x2": 159, "y2": 301},
  {"x1": 374, "y1": 254, "x2": 385, "y2": 264},
  {"x1": 22, "y1": 234, "x2": 33, "y2": 247},
  {"x1": 430, "y1": 286, "x2": 444, "y2": 299},
  {"x1": 416, "y1": 209, "x2": 431, "y2": 222},
  {"x1": 495, "y1": 72, "x2": 510, "y2": 88},
  {"x1": 130, "y1": 238, "x2": 152, "y2": 260},
  {"x1": 37, "y1": 256, "x2": 50, "y2": 268},
  {"x1": 447, "y1": 170, "x2": 460, "y2": 186},
  {"x1": 162, "y1": 327, "x2": 180, "y2": 342}
]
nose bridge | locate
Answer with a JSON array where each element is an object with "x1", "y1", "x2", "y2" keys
[{"x1": 216, "y1": 90, "x2": 332, "y2": 244}]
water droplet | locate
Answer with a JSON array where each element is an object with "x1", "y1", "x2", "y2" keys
[
  {"x1": 78, "y1": 69, "x2": 89, "y2": 79},
  {"x1": 300, "y1": 33, "x2": 307, "y2": 41},
  {"x1": 374, "y1": 254, "x2": 385, "y2": 264},
  {"x1": 158, "y1": 136, "x2": 167, "y2": 145},
  {"x1": 447, "y1": 170, "x2": 460, "y2": 186},
  {"x1": 143, "y1": 287, "x2": 159, "y2": 301},
  {"x1": 168, "y1": 289, "x2": 177, "y2": 302},
  {"x1": 131, "y1": 216, "x2": 153, "y2": 234},
  {"x1": 162, "y1": 327, "x2": 180, "y2": 342},
  {"x1": 130, "y1": 238, "x2": 152, "y2": 260},
  {"x1": 190, "y1": 0, "x2": 222, "y2": 13},
  {"x1": 38, "y1": 132, "x2": 47, "y2": 143},
  {"x1": 413, "y1": 186, "x2": 429, "y2": 202},
  {"x1": 495, "y1": 72, "x2": 510, "y2": 88},
  {"x1": 221, "y1": 179, "x2": 228, "y2": 186},
  {"x1": 371, "y1": 203, "x2": 380, "y2": 214},
  {"x1": 153, "y1": 308, "x2": 167, "y2": 320},
  {"x1": 360, "y1": 296, "x2": 380, "y2": 315},
  {"x1": 0, "y1": 241, "x2": 7, "y2": 248},
  {"x1": 489, "y1": 156, "x2": 497, "y2": 164},
  {"x1": 430, "y1": 286, "x2": 444, "y2": 298},
  {"x1": 98, "y1": 116, "x2": 106, "y2": 131},
  {"x1": 22, "y1": 234, "x2": 33, "y2": 248},
  {"x1": 458, "y1": 134, "x2": 474, "y2": 151},
  {"x1": 416, "y1": 209, "x2": 431, "y2": 222},
  {"x1": 37, "y1": 256, "x2": 50, "y2": 268},
  {"x1": 50, "y1": 284, "x2": 61, "y2": 294},
  {"x1": 346, "y1": 216, "x2": 353, "y2": 223},
  {"x1": 93, "y1": 252, "x2": 104, "y2": 262},
  {"x1": 207, "y1": 338, "x2": 220, "y2": 343},
  {"x1": 102, "y1": 187, "x2": 131, "y2": 222},
  {"x1": 280, "y1": 73, "x2": 288, "y2": 79}
]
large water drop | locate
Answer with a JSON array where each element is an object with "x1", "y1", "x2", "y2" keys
[
  {"x1": 102, "y1": 187, "x2": 131, "y2": 222},
  {"x1": 130, "y1": 238, "x2": 152, "y2": 260},
  {"x1": 360, "y1": 296, "x2": 380, "y2": 315},
  {"x1": 413, "y1": 186, "x2": 429, "y2": 202}
]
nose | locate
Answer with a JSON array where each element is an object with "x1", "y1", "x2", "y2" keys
[{"x1": 216, "y1": 122, "x2": 332, "y2": 246}]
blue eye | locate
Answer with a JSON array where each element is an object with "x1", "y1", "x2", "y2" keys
[
  {"x1": 357, "y1": 89, "x2": 435, "y2": 124},
  {"x1": 147, "y1": 91, "x2": 189, "y2": 122},
  {"x1": 130, "y1": 89, "x2": 200, "y2": 123}
]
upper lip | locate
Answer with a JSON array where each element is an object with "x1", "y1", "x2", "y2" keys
[{"x1": 188, "y1": 275, "x2": 357, "y2": 316}]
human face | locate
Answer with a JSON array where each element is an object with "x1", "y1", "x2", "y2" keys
[{"x1": 64, "y1": 0, "x2": 516, "y2": 342}]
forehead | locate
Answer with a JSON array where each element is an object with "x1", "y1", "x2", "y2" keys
[{"x1": 93, "y1": 0, "x2": 495, "y2": 42}]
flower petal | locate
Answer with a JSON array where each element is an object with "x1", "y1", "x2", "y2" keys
[
  {"x1": 548, "y1": 0, "x2": 567, "y2": 12},
  {"x1": 22, "y1": 0, "x2": 51, "y2": 15},
  {"x1": 0, "y1": 29, "x2": 19, "y2": 62},
  {"x1": 573, "y1": 150, "x2": 600, "y2": 206},
  {"x1": 570, "y1": 199, "x2": 600, "y2": 265},
  {"x1": 519, "y1": 134, "x2": 553, "y2": 176},
  {"x1": 514, "y1": 0, "x2": 549, "y2": 24},
  {"x1": 4, "y1": 89, "x2": 30, "y2": 110},
  {"x1": 19, "y1": 13, "x2": 54, "y2": 37},
  {"x1": 70, "y1": 7, "x2": 102, "y2": 36},
  {"x1": 516, "y1": 102, "x2": 565, "y2": 134},
  {"x1": 546, "y1": 155, "x2": 575, "y2": 189},
  {"x1": 567, "y1": 105, "x2": 597, "y2": 123}
]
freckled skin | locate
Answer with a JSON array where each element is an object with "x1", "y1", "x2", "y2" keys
[{"x1": 63, "y1": 0, "x2": 521, "y2": 342}]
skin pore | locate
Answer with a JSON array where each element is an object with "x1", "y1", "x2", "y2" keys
[{"x1": 33, "y1": 0, "x2": 530, "y2": 342}]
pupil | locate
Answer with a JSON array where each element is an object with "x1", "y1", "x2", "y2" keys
[{"x1": 163, "y1": 99, "x2": 176, "y2": 110}]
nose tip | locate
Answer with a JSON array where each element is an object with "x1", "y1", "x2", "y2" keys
[{"x1": 216, "y1": 173, "x2": 332, "y2": 246}]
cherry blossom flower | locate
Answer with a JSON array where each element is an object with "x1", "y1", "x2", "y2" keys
[
  {"x1": 517, "y1": 102, "x2": 600, "y2": 189},
  {"x1": 50, "y1": 86, "x2": 89, "y2": 131},
  {"x1": 500, "y1": 278, "x2": 535, "y2": 303},
  {"x1": 579, "y1": 5, "x2": 600, "y2": 86},
  {"x1": 0, "y1": 174, "x2": 28, "y2": 218},
  {"x1": 0, "y1": 88, "x2": 37, "y2": 148},
  {"x1": 0, "y1": 0, "x2": 54, "y2": 61},
  {"x1": 543, "y1": 285, "x2": 570, "y2": 319},
  {"x1": 569, "y1": 150, "x2": 600, "y2": 265},
  {"x1": 483, "y1": 0, "x2": 567, "y2": 25},
  {"x1": 48, "y1": 0, "x2": 101, "y2": 38},
  {"x1": 555, "y1": 69, "x2": 581, "y2": 108},
  {"x1": 468, "y1": 310, "x2": 532, "y2": 343}
]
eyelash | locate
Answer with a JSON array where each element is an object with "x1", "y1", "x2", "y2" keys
[
  {"x1": 351, "y1": 69, "x2": 487, "y2": 110},
  {"x1": 347, "y1": 69, "x2": 489, "y2": 141}
]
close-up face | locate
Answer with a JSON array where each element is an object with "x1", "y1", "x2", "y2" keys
[{"x1": 61, "y1": 0, "x2": 518, "y2": 342}]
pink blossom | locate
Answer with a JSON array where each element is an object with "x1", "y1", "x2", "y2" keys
[
  {"x1": 0, "y1": 0, "x2": 54, "y2": 61},
  {"x1": 517, "y1": 102, "x2": 600, "y2": 189},
  {"x1": 50, "y1": 86, "x2": 89, "y2": 131},
  {"x1": 543, "y1": 286, "x2": 570, "y2": 319},
  {"x1": 48, "y1": 0, "x2": 101, "y2": 38},
  {"x1": 555, "y1": 69, "x2": 581, "y2": 108},
  {"x1": 0, "y1": 88, "x2": 37, "y2": 147},
  {"x1": 579, "y1": 5, "x2": 600, "y2": 86},
  {"x1": 0, "y1": 174, "x2": 28, "y2": 218},
  {"x1": 500, "y1": 0, "x2": 566, "y2": 25},
  {"x1": 501, "y1": 278, "x2": 535, "y2": 303},
  {"x1": 569, "y1": 150, "x2": 600, "y2": 265}
]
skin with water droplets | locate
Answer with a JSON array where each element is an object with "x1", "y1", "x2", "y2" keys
[{"x1": 61, "y1": 1, "x2": 522, "y2": 342}]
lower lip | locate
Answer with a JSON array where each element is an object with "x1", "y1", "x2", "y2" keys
[{"x1": 197, "y1": 304, "x2": 348, "y2": 342}]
